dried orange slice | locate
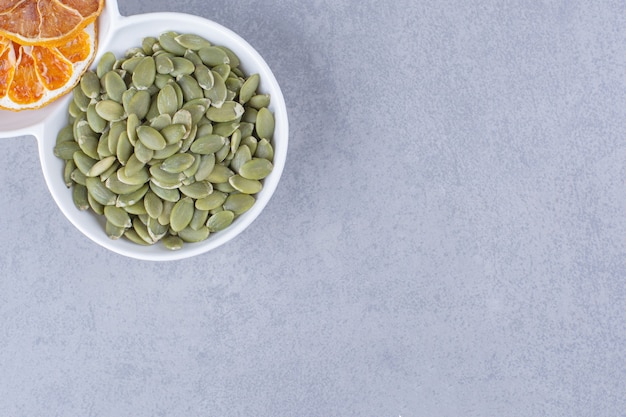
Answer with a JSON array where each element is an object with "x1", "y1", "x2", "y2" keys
[
  {"x1": 0, "y1": 21, "x2": 96, "y2": 110},
  {"x1": 0, "y1": 0, "x2": 104, "y2": 47}
]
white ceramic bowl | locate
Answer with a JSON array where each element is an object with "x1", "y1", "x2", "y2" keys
[{"x1": 0, "y1": 0, "x2": 288, "y2": 261}]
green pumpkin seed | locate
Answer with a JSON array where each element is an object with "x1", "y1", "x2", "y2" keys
[
  {"x1": 256, "y1": 108, "x2": 275, "y2": 140},
  {"x1": 104, "y1": 205, "x2": 132, "y2": 228},
  {"x1": 72, "y1": 184, "x2": 89, "y2": 210},
  {"x1": 116, "y1": 184, "x2": 148, "y2": 207},
  {"x1": 223, "y1": 193, "x2": 255, "y2": 215},
  {"x1": 88, "y1": 191, "x2": 105, "y2": 215},
  {"x1": 124, "y1": 201, "x2": 148, "y2": 215},
  {"x1": 181, "y1": 151, "x2": 201, "y2": 178},
  {"x1": 190, "y1": 134, "x2": 225, "y2": 154},
  {"x1": 195, "y1": 191, "x2": 227, "y2": 210},
  {"x1": 238, "y1": 122, "x2": 254, "y2": 138},
  {"x1": 162, "y1": 235, "x2": 184, "y2": 250},
  {"x1": 183, "y1": 49, "x2": 203, "y2": 66},
  {"x1": 215, "y1": 141, "x2": 231, "y2": 163},
  {"x1": 213, "y1": 63, "x2": 231, "y2": 81},
  {"x1": 145, "y1": 95, "x2": 160, "y2": 121},
  {"x1": 177, "y1": 226, "x2": 210, "y2": 243},
  {"x1": 150, "y1": 164, "x2": 184, "y2": 185},
  {"x1": 175, "y1": 33, "x2": 211, "y2": 50},
  {"x1": 125, "y1": 46, "x2": 145, "y2": 58},
  {"x1": 157, "y1": 200, "x2": 175, "y2": 225},
  {"x1": 229, "y1": 144, "x2": 251, "y2": 174},
  {"x1": 54, "y1": 141, "x2": 80, "y2": 160},
  {"x1": 170, "y1": 57, "x2": 195, "y2": 77},
  {"x1": 205, "y1": 70, "x2": 227, "y2": 108},
  {"x1": 239, "y1": 158, "x2": 273, "y2": 180},
  {"x1": 71, "y1": 168, "x2": 87, "y2": 186},
  {"x1": 177, "y1": 74, "x2": 204, "y2": 101},
  {"x1": 149, "y1": 113, "x2": 172, "y2": 130},
  {"x1": 64, "y1": 159, "x2": 75, "y2": 187},
  {"x1": 78, "y1": 134, "x2": 99, "y2": 160},
  {"x1": 195, "y1": 153, "x2": 216, "y2": 181},
  {"x1": 142, "y1": 36, "x2": 158, "y2": 55},
  {"x1": 103, "y1": 71, "x2": 127, "y2": 103},
  {"x1": 106, "y1": 221, "x2": 126, "y2": 240},
  {"x1": 86, "y1": 177, "x2": 117, "y2": 206},
  {"x1": 117, "y1": 165, "x2": 149, "y2": 186},
  {"x1": 172, "y1": 109, "x2": 192, "y2": 132},
  {"x1": 116, "y1": 131, "x2": 133, "y2": 165},
  {"x1": 134, "y1": 141, "x2": 155, "y2": 164},
  {"x1": 239, "y1": 73, "x2": 259, "y2": 104},
  {"x1": 255, "y1": 138, "x2": 274, "y2": 161},
  {"x1": 87, "y1": 155, "x2": 117, "y2": 177},
  {"x1": 132, "y1": 56, "x2": 156, "y2": 90},
  {"x1": 99, "y1": 161, "x2": 120, "y2": 182},
  {"x1": 106, "y1": 174, "x2": 145, "y2": 194},
  {"x1": 196, "y1": 122, "x2": 213, "y2": 137},
  {"x1": 122, "y1": 154, "x2": 144, "y2": 178},
  {"x1": 86, "y1": 103, "x2": 107, "y2": 133},
  {"x1": 161, "y1": 153, "x2": 195, "y2": 173},
  {"x1": 80, "y1": 71, "x2": 101, "y2": 99},
  {"x1": 121, "y1": 56, "x2": 143, "y2": 73},
  {"x1": 56, "y1": 124, "x2": 74, "y2": 144},
  {"x1": 69, "y1": 100, "x2": 83, "y2": 119},
  {"x1": 96, "y1": 51, "x2": 116, "y2": 78},
  {"x1": 206, "y1": 164, "x2": 234, "y2": 183},
  {"x1": 123, "y1": 114, "x2": 138, "y2": 146},
  {"x1": 144, "y1": 191, "x2": 164, "y2": 218},
  {"x1": 125, "y1": 89, "x2": 151, "y2": 119},
  {"x1": 225, "y1": 76, "x2": 243, "y2": 95},
  {"x1": 194, "y1": 64, "x2": 214, "y2": 90},
  {"x1": 180, "y1": 181, "x2": 213, "y2": 199},
  {"x1": 73, "y1": 151, "x2": 97, "y2": 175},
  {"x1": 73, "y1": 117, "x2": 95, "y2": 142},
  {"x1": 241, "y1": 135, "x2": 258, "y2": 155},
  {"x1": 136, "y1": 126, "x2": 167, "y2": 151},
  {"x1": 229, "y1": 174, "x2": 262, "y2": 194},
  {"x1": 97, "y1": 131, "x2": 113, "y2": 158},
  {"x1": 205, "y1": 101, "x2": 244, "y2": 122},
  {"x1": 247, "y1": 94, "x2": 271, "y2": 109},
  {"x1": 242, "y1": 107, "x2": 258, "y2": 123},
  {"x1": 159, "y1": 31, "x2": 188, "y2": 55},
  {"x1": 184, "y1": 104, "x2": 206, "y2": 125},
  {"x1": 147, "y1": 217, "x2": 168, "y2": 241},
  {"x1": 155, "y1": 53, "x2": 174, "y2": 74},
  {"x1": 225, "y1": 89, "x2": 236, "y2": 102},
  {"x1": 212, "y1": 121, "x2": 240, "y2": 137},
  {"x1": 121, "y1": 87, "x2": 136, "y2": 109},
  {"x1": 184, "y1": 97, "x2": 211, "y2": 111},
  {"x1": 72, "y1": 84, "x2": 91, "y2": 112},
  {"x1": 217, "y1": 45, "x2": 240, "y2": 68},
  {"x1": 124, "y1": 229, "x2": 151, "y2": 245},
  {"x1": 155, "y1": 73, "x2": 174, "y2": 89},
  {"x1": 189, "y1": 208, "x2": 209, "y2": 230},
  {"x1": 198, "y1": 46, "x2": 229, "y2": 67},
  {"x1": 133, "y1": 218, "x2": 155, "y2": 244},
  {"x1": 152, "y1": 142, "x2": 183, "y2": 159},
  {"x1": 230, "y1": 129, "x2": 242, "y2": 154},
  {"x1": 157, "y1": 83, "x2": 178, "y2": 116},
  {"x1": 170, "y1": 197, "x2": 195, "y2": 232},
  {"x1": 206, "y1": 210, "x2": 235, "y2": 232}
]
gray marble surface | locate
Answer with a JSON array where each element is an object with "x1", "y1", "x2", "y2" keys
[{"x1": 1, "y1": 0, "x2": 625, "y2": 416}]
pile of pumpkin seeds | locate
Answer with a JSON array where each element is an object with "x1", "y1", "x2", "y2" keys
[{"x1": 54, "y1": 31, "x2": 275, "y2": 250}]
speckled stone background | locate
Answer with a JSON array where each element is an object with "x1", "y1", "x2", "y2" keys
[{"x1": 1, "y1": 0, "x2": 625, "y2": 416}]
